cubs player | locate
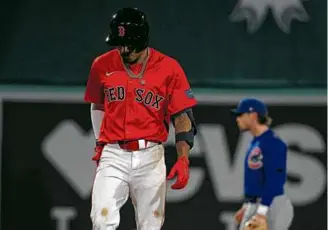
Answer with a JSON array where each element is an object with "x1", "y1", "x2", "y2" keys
[
  {"x1": 84, "y1": 7, "x2": 197, "y2": 230},
  {"x1": 231, "y1": 98, "x2": 293, "y2": 230}
]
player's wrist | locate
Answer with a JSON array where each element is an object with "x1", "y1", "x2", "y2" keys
[
  {"x1": 256, "y1": 204, "x2": 269, "y2": 216},
  {"x1": 177, "y1": 155, "x2": 189, "y2": 165}
]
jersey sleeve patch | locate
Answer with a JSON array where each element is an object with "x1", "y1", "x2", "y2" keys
[{"x1": 185, "y1": 89, "x2": 195, "y2": 99}]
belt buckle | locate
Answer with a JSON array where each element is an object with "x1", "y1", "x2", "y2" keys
[
  {"x1": 122, "y1": 140, "x2": 131, "y2": 150},
  {"x1": 121, "y1": 140, "x2": 128, "y2": 149}
]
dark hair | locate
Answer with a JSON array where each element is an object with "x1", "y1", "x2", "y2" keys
[{"x1": 258, "y1": 115, "x2": 272, "y2": 126}]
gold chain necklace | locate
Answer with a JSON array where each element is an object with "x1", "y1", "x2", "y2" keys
[{"x1": 123, "y1": 48, "x2": 150, "y2": 80}]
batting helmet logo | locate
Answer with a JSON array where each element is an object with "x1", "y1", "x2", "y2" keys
[
  {"x1": 118, "y1": 26, "x2": 125, "y2": 37},
  {"x1": 248, "y1": 146, "x2": 263, "y2": 170}
]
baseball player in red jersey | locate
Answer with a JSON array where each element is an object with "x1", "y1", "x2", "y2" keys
[{"x1": 84, "y1": 8, "x2": 198, "y2": 230}]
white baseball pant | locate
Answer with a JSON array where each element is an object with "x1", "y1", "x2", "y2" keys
[
  {"x1": 239, "y1": 194, "x2": 294, "y2": 230},
  {"x1": 91, "y1": 141, "x2": 166, "y2": 230}
]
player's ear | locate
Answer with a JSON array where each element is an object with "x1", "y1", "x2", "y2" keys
[{"x1": 257, "y1": 114, "x2": 272, "y2": 126}]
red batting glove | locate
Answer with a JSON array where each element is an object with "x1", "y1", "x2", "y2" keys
[
  {"x1": 92, "y1": 141, "x2": 105, "y2": 166},
  {"x1": 167, "y1": 156, "x2": 189, "y2": 189}
]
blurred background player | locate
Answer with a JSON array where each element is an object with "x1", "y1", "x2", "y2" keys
[
  {"x1": 84, "y1": 7, "x2": 197, "y2": 230},
  {"x1": 231, "y1": 98, "x2": 294, "y2": 230}
]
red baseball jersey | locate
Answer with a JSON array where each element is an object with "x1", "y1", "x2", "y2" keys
[{"x1": 84, "y1": 48, "x2": 197, "y2": 143}]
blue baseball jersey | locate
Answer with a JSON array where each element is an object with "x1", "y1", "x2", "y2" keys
[{"x1": 244, "y1": 129, "x2": 288, "y2": 206}]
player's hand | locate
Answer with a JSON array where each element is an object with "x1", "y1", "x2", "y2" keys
[
  {"x1": 167, "y1": 156, "x2": 189, "y2": 189},
  {"x1": 92, "y1": 141, "x2": 105, "y2": 166},
  {"x1": 244, "y1": 214, "x2": 268, "y2": 230},
  {"x1": 234, "y1": 206, "x2": 246, "y2": 224}
]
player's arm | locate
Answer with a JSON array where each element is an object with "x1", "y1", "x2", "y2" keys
[
  {"x1": 168, "y1": 60, "x2": 198, "y2": 158},
  {"x1": 84, "y1": 57, "x2": 105, "y2": 139},
  {"x1": 166, "y1": 60, "x2": 197, "y2": 190},
  {"x1": 172, "y1": 109, "x2": 197, "y2": 158},
  {"x1": 90, "y1": 103, "x2": 105, "y2": 165},
  {"x1": 91, "y1": 103, "x2": 104, "y2": 139},
  {"x1": 257, "y1": 140, "x2": 288, "y2": 215},
  {"x1": 84, "y1": 58, "x2": 106, "y2": 164}
]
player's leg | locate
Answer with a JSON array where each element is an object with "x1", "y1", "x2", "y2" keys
[
  {"x1": 130, "y1": 144, "x2": 166, "y2": 230},
  {"x1": 267, "y1": 195, "x2": 294, "y2": 230},
  {"x1": 91, "y1": 144, "x2": 131, "y2": 230}
]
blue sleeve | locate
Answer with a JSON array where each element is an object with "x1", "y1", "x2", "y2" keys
[{"x1": 261, "y1": 139, "x2": 287, "y2": 206}]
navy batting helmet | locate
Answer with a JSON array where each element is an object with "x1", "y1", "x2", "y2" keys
[{"x1": 105, "y1": 8, "x2": 149, "y2": 52}]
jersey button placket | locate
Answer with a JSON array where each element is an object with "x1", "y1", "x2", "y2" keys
[
  {"x1": 127, "y1": 92, "x2": 133, "y2": 116},
  {"x1": 125, "y1": 80, "x2": 133, "y2": 137}
]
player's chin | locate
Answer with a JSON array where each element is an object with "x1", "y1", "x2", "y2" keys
[
  {"x1": 123, "y1": 57, "x2": 136, "y2": 64},
  {"x1": 122, "y1": 56, "x2": 132, "y2": 63}
]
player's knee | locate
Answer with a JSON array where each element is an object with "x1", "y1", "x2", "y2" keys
[{"x1": 90, "y1": 206, "x2": 119, "y2": 229}]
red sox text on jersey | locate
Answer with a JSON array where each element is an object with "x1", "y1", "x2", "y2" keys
[{"x1": 105, "y1": 87, "x2": 164, "y2": 110}]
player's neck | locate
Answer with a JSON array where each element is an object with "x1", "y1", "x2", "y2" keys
[
  {"x1": 250, "y1": 124, "x2": 269, "y2": 137},
  {"x1": 135, "y1": 48, "x2": 149, "y2": 64}
]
